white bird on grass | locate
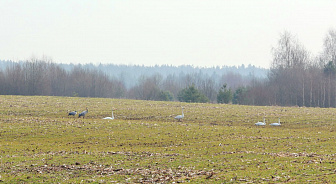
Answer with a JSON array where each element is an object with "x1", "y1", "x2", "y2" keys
[
  {"x1": 174, "y1": 107, "x2": 184, "y2": 121},
  {"x1": 103, "y1": 108, "x2": 114, "y2": 120},
  {"x1": 255, "y1": 117, "x2": 266, "y2": 126},
  {"x1": 270, "y1": 118, "x2": 281, "y2": 126}
]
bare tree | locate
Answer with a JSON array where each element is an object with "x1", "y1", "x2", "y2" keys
[
  {"x1": 321, "y1": 29, "x2": 336, "y2": 107},
  {"x1": 270, "y1": 31, "x2": 310, "y2": 106},
  {"x1": 323, "y1": 29, "x2": 336, "y2": 64}
]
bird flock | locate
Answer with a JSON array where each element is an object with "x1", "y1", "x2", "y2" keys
[
  {"x1": 68, "y1": 108, "x2": 88, "y2": 119},
  {"x1": 68, "y1": 106, "x2": 283, "y2": 127},
  {"x1": 255, "y1": 117, "x2": 282, "y2": 126},
  {"x1": 68, "y1": 106, "x2": 186, "y2": 121}
]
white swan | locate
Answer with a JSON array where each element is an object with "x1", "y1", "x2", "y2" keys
[
  {"x1": 270, "y1": 118, "x2": 281, "y2": 126},
  {"x1": 103, "y1": 108, "x2": 114, "y2": 120},
  {"x1": 174, "y1": 107, "x2": 184, "y2": 121},
  {"x1": 255, "y1": 117, "x2": 266, "y2": 126}
]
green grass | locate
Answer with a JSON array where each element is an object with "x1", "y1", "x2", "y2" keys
[{"x1": 1, "y1": 95, "x2": 336, "y2": 183}]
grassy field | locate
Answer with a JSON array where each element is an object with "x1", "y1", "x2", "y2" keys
[{"x1": 1, "y1": 95, "x2": 336, "y2": 183}]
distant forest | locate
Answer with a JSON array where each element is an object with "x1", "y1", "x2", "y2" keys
[
  {"x1": 1, "y1": 29, "x2": 336, "y2": 107},
  {"x1": 0, "y1": 59, "x2": 267, "y2": 103},
  {"x1": 0, "y1": 60, "x2": 267, "y2": 89}
]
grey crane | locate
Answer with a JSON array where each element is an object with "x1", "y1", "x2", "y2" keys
[
  {"x1": 68, "y1": 111, "x2": 77, "y2": 116},
  {"x1": 78, "y1": 107, "x2": 88, "y2": 118}
]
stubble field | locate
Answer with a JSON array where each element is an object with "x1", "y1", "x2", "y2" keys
[{"x1": 1, "y1": 95, "x2": 336, "y2": 183}]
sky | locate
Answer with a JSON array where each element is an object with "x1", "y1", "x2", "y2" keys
[{"x1": 1, "y1": 0, "x2": 336, "y2": 68}]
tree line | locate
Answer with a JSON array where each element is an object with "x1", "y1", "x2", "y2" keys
[
  {"x1": 0, "y1": 58, "x2": 125, "y2": 98},
  {"x1": 0, "y1": 61, "x2": 267, "y2": 89},
  {"x1": 0, "y1": 59, "x2": 259, "y2": 103}
]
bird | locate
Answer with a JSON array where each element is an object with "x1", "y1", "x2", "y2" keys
[
  {"x1": 270, "y1": 118, "x2": 281, "y2": 126},
  {"x1": 174, "y1": 107, "x2": 184, "y2": 121},
  {"x1": 255, "y1": 117, "x2": 266, "y2": 126},
  {"x1": 78, "y1": 107, "x2": 88, "y2": 118},
  {"x1": 68, "y1": 111, "x2": 77, "y2": 116},
  {"x1": 103, "y1": 108, "x2": 114, "y2": 120}
]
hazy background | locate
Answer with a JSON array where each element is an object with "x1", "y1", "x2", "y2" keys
[{"x1": 1, "y1": 0, "x2": 336, "y2": 68}]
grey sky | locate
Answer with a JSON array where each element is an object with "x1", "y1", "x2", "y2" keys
[{"x1": 1, "y1": 0, "x2": 336, "y2": 68}]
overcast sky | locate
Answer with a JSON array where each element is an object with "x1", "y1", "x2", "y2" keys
[{"x1": 1, "y1": 0, "x2": 336, "y2": 68}]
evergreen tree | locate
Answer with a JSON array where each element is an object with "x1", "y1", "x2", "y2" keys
[
  {"x1": 157, "y1": 90, "x2": 174, "y2": 101},
  {"x1": 177, "y1": 84, "x2": 209, "y2": 103},
  {"x1": 217, "y1": 84, "x2": 233, "y2": 104}
]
